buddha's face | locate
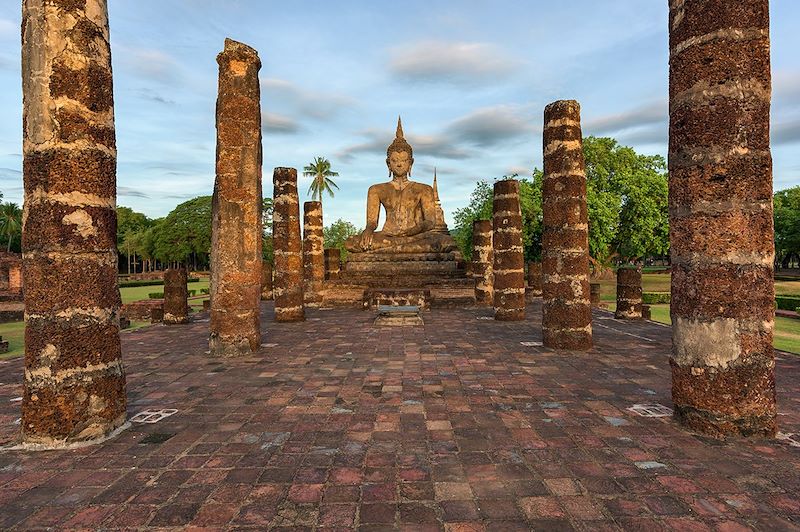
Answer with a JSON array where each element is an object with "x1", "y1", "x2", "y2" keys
[{"x1": 387, "y1": 150, "x2": 413, "y2": 178}]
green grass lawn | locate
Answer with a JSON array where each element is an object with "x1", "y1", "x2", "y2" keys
[
  {"x1": 605, "y1": 302, "x2": 800, "y2": 355},
  {"x1": 0, "y1": 279, "x2": 211, "y2": 360}
]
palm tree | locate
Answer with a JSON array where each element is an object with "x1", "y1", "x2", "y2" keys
[
  {"x1": 0, "y1": 202, "x2": 22, "y2": 252},
  {"x1": 303, "y1": 157, "x2": 339, "y2": 202}
]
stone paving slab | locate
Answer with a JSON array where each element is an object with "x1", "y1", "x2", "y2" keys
[{"x1": 0, "y1": 301, "x2": 798, "y2": 530}]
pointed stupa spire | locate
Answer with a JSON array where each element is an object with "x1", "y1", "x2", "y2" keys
[
  {"x1": 387, "y1": 115, "x2": 412, "y2": 157},
  {"x1": 433, "y1": 167, "x2": 440, "y2": 201},
  {"x1": 396, "y1": 116, "x2": 404, "y2": 139}
]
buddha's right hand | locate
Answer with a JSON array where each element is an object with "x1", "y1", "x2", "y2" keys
[{"x1": 360, "y1": 229, "x2": 374, "y2": 250}]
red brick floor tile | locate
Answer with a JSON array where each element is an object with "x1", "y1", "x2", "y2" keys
[{"x1": 0, "y1": 302, "x2": 796, "y2": 530}]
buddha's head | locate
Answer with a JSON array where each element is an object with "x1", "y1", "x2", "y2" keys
[{"x1": 387, "y1": 116, "x2": 413, "y2": 178}]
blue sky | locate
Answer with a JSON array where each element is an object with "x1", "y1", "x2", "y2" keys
[{"x1": 0, "y1": 1, "x2": 798, "y2": 228}]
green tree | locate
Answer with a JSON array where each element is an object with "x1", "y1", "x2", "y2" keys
[
  {"x1": 774, "y1": 186, "x2": 800, "y2": 268},
  {"x1": 452, "y1": 175, "x2": 542, "y2": 262},
  {"x1": 323, "y1": 219, "x2": 360, "y2": 260},
  {"x1": 303, "y1": 157, "x2": 339, "y2": 202},
  {"x1": 262, "y1": 196, "x2": 274, "y2": 264},
  {"x1": 153, "y1": 196, "x2": 213, "y2": 269},
  {"x1": 452, "y1": 137, "x2": 668, "y2": 266},
  {"x1": 0, "y1": 202, "x2": 22, "y2": 252}
]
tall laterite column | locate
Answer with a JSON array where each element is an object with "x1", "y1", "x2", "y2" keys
[
  {"x1": 261, "y1": 261, "x2": 273, "y2": 300},
  {"x1": 541, "y1": 100, "x2": 592, "y2": 350},
  {"x1": 273, "y1": 167, "x2": 305, "y2": 322},
  {"x1": 669, "y1": 0, "x2": 775, "y2": 437},
  {"x1": 163, "y1": 268, "x2": 189, "y2": 325},
  {"x1": 615, "y1": 267, "x2": 642, "y2": 320},
  {"x1": 209, "y1": 39, "x2": 263, "y2": 357},
  {"x1": 492, "y1": 181, "x2": 525, "y2": 321},
  {"x1": 21, "y1": 0, "x2": 127, "y2": 445},
  {"x1": 302, "y1": 201, "x2": 325, "y2": 308},
  {"x1": 527, "y1": 261, "x2": 542, "y2": 296},
  {"x1": 472, "y1": 220, "x2": 493, "y2": 306},
  {"x1": 324, "y1": 248, "x2": 341, "y2": 280}
]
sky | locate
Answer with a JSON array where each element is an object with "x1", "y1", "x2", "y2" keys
[{"x1": 0, "y1": 1, "x2": 799, "y2": 229}]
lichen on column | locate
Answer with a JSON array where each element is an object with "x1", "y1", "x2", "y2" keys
[
  {"x1": 163, "y1": 268, "x2": 189, "y2": 325},
  {"x1": 471, "y1": 220, "x2": 493, "y2": 307},
  {"x1": 302, "y1": 201, "x2": 324, "y2": 308},
  {"x1": 273, "y1": 167, "x2": 304, "y2": 322},
  {"x1": 21, "y1": 0, "x2": 127, "y2": 446},
  {"x1": 492, "y1": 181, "x2": 525, "y2": 321},
  {"x1": 669, "y1": 0, "x2": 776, "y2": 437},
  {"x1": 615, "y1": 267, "x2": 642, "y2": 320},
  {"x1": 209, "y1": 38, "x2": 263, "y2": 357},
  {"x1": 541, "y1": 100, "x2": 592, "y2": 350}
]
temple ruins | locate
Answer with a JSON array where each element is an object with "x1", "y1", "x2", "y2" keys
[
  {"x1": 471, "y1": 219, "x2": 493, "y2": 306},
  {"x1": 273, "y1": 167, "x2": 305, "y2": 322},
  {"x1": 541, "y1": 100, "x2": 593, "y2": 350},
  {"x1": 208, "y1": 39, "x2": 263, "y2": 357},
  {"x1": 163, "y1": 268, "x2": 189, "y2": 325},
  {"x1": 492, "y1": 180, "x2": 525, "y2": 321},
  {"x1": 302, "y1": 201, "x2": 325, "y2": 308},
  {"x1": 668, "y1": 0, "x2": 776, "y2": 437},
  {"x1": 20, "y1": 0, "x2": 127, "y2": 445}
]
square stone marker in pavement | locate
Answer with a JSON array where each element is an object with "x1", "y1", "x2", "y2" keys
[{"x1": 0, "y1": 301, "x2": 798, "y2": 530}]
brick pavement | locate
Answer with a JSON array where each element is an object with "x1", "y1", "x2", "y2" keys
[{"x1": 0, "y1": 302, "x2": 798, "y2": 530}]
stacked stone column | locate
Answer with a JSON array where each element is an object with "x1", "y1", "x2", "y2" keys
[
  {"x1": 273, "y1": 168, "x2": 305, "y2": 322},
  {"x1": 261, "y1": 261, "x2": 273, "y2": 300},
  {"x1": 302, "y1": 201, "x2": 325, "y2": 308},
  {"x1": 527, "y1": 261, "x2": 542, "y2": 296},
  {"x1": 615, "y1": 267, "x2": 642, "y2": 320},
  {"x1": 669, "y1": 0, "x2": 775, "y2": 437},
  {"x1": 209, "y1": 39, "x2": 263, "y2": 357},
  {"x1": 324, "y1": 248, "x2": 341, "y2": 280},
  {"x1": 541, "y1": 100, "x2": 592, "y2": 350},
  {"x1": 472, "y1": 220, "x2": 493, "y2": 306},
  {"x1": 163, "y1": 268, "x2": 189, "y2": 324},
  {"x1": 21, "y1": 0, "x2": 127, "y2": 445},
  {"x1": 492, "y1": 181, "x2": 525, "y2": 321}
]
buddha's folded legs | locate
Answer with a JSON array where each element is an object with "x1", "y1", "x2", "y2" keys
[{"x1": 345, "y1": 231, "x2": 458, "y2": 254}]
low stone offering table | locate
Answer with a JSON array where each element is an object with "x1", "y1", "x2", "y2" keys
[{"x1": 373, "y1": 305, "x2": 424, "y2": 327}]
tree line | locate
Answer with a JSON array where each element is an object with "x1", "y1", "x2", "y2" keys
[{"x1": 453, "y1": 137, "x2": 670, "y2": 269}]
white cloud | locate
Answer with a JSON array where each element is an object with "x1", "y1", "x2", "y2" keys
[
  {"x1": 388, "y1": 40, "x2": 521, "y2": 85},
  {"x1": 261, "y1": 77, "x2": 354, "y2": 120},
  {"x1": 446, "y1": 105, "x2": 536, "y2": 147},
  {"x1": 262, "y1": 112, "x2": 301, "y2": 134}
]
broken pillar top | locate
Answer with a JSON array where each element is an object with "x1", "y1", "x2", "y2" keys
[
  {"x1": 545, "y1": 99, "x2": 581, "y2": 118},
  {"x1": 217, "y1": 38, "x2": 261, "y2": 68}
]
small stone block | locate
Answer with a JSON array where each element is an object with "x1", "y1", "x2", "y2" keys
[
  {"x1": 0, "y1": 340, "x2": 8, "y2": 353},
  {"x1": 119, "y1": 317, "x2": 131, "y2": 330}
]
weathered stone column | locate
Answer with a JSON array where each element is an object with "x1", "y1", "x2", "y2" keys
[
  {"x1": 21, "y1": 0, "x2": 126, "y2": 446},
  {"x1": 527, "y1": 261, "x2": 542, "y2": 296},
  {"x1": 492, "y1": 181, "x2": 525, "y2": 321},
  {"x1": 669, "y1": 0, "x2": 775, "y2": 437},
  {"x1": 302, "y1": 201, "x2": 325, "y2": 308},
  {"x1": 324, "y1": 248, "x2": 341, "y2": 280},
  {"x1": 261, "y1": 261, "x2": 273, "y2": 300},
  {"x1": 542, "y1": 100, "x2": 592, "y2": 350},
  {"x1": 472, "y1": 220, "x2": 493, "y2": 306},
  {"x1": 590, "y1": 283, "x2": 601, "y2": 308},
  {"x1": 209, "y1": 39, "x2": 262, "y2": 357},
  {"x1": 615, "y1": 267, "x2": 642, "y2": 320},
  {"x1": 273, "y1": 167, "x2": 305, "y2": 322},
  {"x1": 163, "y1": 268, "x2": 189, "y2": 325}
]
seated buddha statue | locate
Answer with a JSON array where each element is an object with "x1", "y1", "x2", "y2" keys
[{"x1": 345, "y1": 118, "x2": 458, "y2": 254}]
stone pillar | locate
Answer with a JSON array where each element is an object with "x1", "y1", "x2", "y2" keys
[
  {"x1": 542, "y1": 100, "x2": 592, "y2": 350},
  {"x1": 669, "y1": 0, "x2": 775, "y2": 437},
  {"x1": 492, "y1": 181, "x2": 525, "y2": 321},
  {"x1": 261, "y1": 261, "x2": 273, "y2": 300},
  {"x1": 302, "y1": 201, "x2": 325, "y2": 308},
  {"x1": 590, "y1": 283, "x2": 601, "y2": 308},
  {"x1": 527, "y1": 261, "x2": 542, "y2": 295},
  {"x1": 21, "y1": 0, "x2": 126, "y2": 446},
  {"x1": 273, "y1": 167, "x2": 305, "y2": 322},
  {"x1": 472, "y1": 220, "x2": 493, "y2": 306},
  {"x1": 163, "y1": 268, "x2": 189, "y2": 325},
  {"x1": 615, "y1": 267, "x2": 642, "y2": 320},
  {"x1": 324, "y1": 248, "x2": 341, "y2": 280},
  {"x1": 209, "y1": 39, "x2": 262, "y2": 357}
]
